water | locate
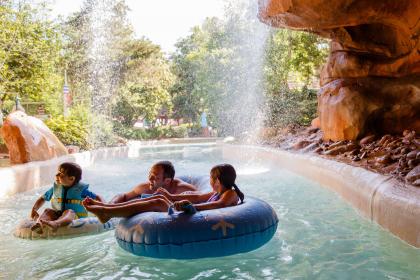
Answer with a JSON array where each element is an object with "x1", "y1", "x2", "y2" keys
[{"x1": 0, "y1": 145, "x2": 419, "y2": 279}]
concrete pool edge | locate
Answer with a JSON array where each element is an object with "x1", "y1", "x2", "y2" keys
[
  {"x1": 0, "y1": 138, "x2": 218, "y2": 197},
  {"x1": 222, "y1": 144, "x2": 420, "y2": 248}
]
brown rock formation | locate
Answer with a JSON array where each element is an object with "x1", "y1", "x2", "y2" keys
[
  {"x1": 258, "y1": 0, "x2": 420, "y2": 140},
  {"x1": 0, "y1": 111, "x2": 68, "y2": 164}
]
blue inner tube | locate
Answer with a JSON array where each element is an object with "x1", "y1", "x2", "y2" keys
[{"x1": 115, "y1": 176, "x2": 278, "y2": 259}]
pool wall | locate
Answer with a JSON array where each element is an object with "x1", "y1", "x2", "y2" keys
[
  {"x1": 0, "y1": 138, "x2": 216, "y2": 197},
  {"x1": 222, "y1": 145, "x2": 420, "y2": 248}
]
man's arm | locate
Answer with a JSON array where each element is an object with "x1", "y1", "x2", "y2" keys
[
  {"x1": 173, "y1": 179, "x2": 198, "y2": 194},
  {"x1": 109, "y1": 182, "x2": 150, "y2": 204}
]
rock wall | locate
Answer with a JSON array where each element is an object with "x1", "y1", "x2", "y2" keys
[
  {"x1": 258, "y1": 0, "x2": 420, "y2": 140},
  {"x1": 0, "y1": 111, "x2": 68, "y2": 164}
]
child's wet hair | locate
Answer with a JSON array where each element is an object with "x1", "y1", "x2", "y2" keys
[
  {"x1": 154, "y1": 161, "x2": 175, "y2": 179},
  {"x1": 59, "y1": 162, "x2": 82, "y2": 184},
  {"x1": 211, "y1": 164, "x2": 244, "y2": 203}
]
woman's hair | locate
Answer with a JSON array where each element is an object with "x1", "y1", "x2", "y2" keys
[
  {"x1": 154, "y1": 161, "x2": 175, "y2": 179},
  {"x1": 59, "y1": 162, "x2": 82, "y2": 184},
  {"x1": 210, "y1": 163, "x2": 244, "y2": 203}
]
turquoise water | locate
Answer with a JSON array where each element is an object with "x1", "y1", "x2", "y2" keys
[{"x1": 0, "y1": 145, "x2": 419, "y2": 279}]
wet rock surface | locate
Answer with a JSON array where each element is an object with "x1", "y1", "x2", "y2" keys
[
  {"x1": 0, "y1": 111, "x2": 68, "y2": 164},
  {"x1": 258, "y1": 0, "x2": 420, "y2": 140},
  {"x1": 260, "y1": 127, "x2": 420, "y2": 187}
]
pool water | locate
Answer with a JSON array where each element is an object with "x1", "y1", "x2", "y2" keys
[{"x1": 0, "y1": 145, "x2": 419, "y2": 279}]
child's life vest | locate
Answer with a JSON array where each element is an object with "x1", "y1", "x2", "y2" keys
[{"x1": 43, "y1": 182, "x2": 95, "y2": 218}]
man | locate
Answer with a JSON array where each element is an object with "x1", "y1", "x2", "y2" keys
[{"x1": 109, "y1": 161, "x2": 196, "y2": 203}]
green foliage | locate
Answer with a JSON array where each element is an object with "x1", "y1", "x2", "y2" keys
[
  {"x1": 265, "y1": 87, "x2": 318, "y2": 128},
  {"x1": 0, "y1": 3, "x2": 63, "y2": 115},
  {"x1": 66, "y1": 105, "x2": 119, "y2": 149},
  {"x1": 263, "y1": 29, "x2": 328, "y2": 129},
  {"x1": 89, "y1": 114, "x2": 119, "y2": 148},
  {"x1": 62, "y1": 3, "x2": 174, "y2": 128},
  {"x1": 112, "y1": 39, "x2": 174, "y2": 126},
  {"x1": 264, "y1": 29, "x2": 329, "y2": 93},
  {"x1": 114, "y1": 123, "x2": 197, "y2": 140},
  {"x1": 170, "y1": 0, "x2": 329, "y2": 135},
  {"x1": 1, "y1": 0, "x2": 329, "y2": 149},
  {"x1": 44, "y1": 115, "x2": 90, "y2": 150},
  {"x1": 44, "y1": 103, "x2": 120, "y2": 150},
  {"x1": 61, "y1": 0, "x2": 134, "y2": 114}
]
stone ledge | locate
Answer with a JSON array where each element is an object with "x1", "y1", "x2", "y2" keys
[{"x1": 222, "y1": 144, "x2": 420, "y2": 248}]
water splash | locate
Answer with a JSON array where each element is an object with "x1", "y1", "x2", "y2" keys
[
  {"x1": 87, "y1": 0, "x2": 123, "y2": 114},
  {"x1": 217, "y1": 0, "x2": 270, "y2": 143}
]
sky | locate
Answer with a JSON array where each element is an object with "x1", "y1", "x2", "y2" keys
[{"x1": 50, "y1": 0, "x2": 226, "y2": 53}]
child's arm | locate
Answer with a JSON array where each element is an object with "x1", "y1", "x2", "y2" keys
[
  {"x1": 31, "y1": 196, "x2": 45, "y2": 220},
  {"x1": 155, "y1": 187, "x2": 213, "y2": 203},
  {"x1": 193, "y1": 189, "x2": 238, "y2": 211},
  {"x1": 81, "y1": 188, "x2": 104, "y2": 202}
]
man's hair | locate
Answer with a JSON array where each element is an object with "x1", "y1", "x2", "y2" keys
[
  {"x1": 154, "y1": 161, "x2": 175, "y2": 179},
  {"x1": 59, "y1": 162, "x2": 82, "y2": 184}
]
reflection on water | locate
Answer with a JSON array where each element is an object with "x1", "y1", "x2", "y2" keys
[{"x1": 0, "y1": 145, "x2": 419, "y2": 279}]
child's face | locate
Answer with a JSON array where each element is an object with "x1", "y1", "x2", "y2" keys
[
  {"x1": 55, "y1": 168, "x2": 75, "y2": 187},
  {"x1": 210, "y1": 175, "x2": 224, "y2": 193}
]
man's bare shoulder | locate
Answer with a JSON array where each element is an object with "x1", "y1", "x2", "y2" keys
[
  {"x1": 172, "y1": 178, "x2": 197, "y2": 193},
  {"x1": 132, "y1": 181, "x2": 152, "y2": 194}
]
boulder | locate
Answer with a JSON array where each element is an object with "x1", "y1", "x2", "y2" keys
[
  {"x1": 406, "y1": 166, "x2": 420, "y2": 186},
  {"x1": 0, "y1": 111, "x2": 68, "y2": 164},
  {"x1": 258, "y1": 0, "x2": 420, "y2": 140}
]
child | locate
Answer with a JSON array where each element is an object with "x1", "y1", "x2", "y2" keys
[
  {"x1": 82, "y1": 163, "x2": 244, "y2": 223},
  {"x1": 30, "y1": 162, "x2": 103, "y2": 234}
]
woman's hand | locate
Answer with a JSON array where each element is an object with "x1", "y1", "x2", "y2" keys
[{"x1": 173, "y1": 200, "x2": 192, "y2": 211}]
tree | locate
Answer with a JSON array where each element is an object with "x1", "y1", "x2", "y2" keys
[
  {"x1": 111, "y1": 39, "x2": 174, "y2": 126},
  {"x1": 0, "y1": 1, "x2": 63, "y2": 115},
  {"x1": 61, "y1": 0, "x2": 133, "y2": 114},
  {"x1": 264, "y1": 29, "x2": 329, "y2": 128}
]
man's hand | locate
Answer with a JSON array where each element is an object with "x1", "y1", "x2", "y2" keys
[
  {"x1": 30, "y1": 208, "x2": 39, "y2": 220},
  {"x1": 154, "y1": 187, "x2": 171, "y2": 198}
]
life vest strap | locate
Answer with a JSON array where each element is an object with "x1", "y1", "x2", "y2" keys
[{"x1": 54, "y1": 198, "x2": 82, "y2": 204}]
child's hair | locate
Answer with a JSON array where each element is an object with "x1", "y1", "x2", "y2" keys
[
  {"x1": 59, "y1": 162, "x2": 82, "y2": 184},
  {"x1": 154, "y1": 161, "x2": 175, "y2": 179},
  {"x1": 210, "y1": 163, "x2": 244, "y2": 203}
]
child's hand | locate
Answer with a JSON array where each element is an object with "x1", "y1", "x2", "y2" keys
[
  {"x1": 30, "y1": 208, "x2": 39, "y2": 220},
  {"x1": 174, "y1": 200, "x2": 192, "y2": 211}
]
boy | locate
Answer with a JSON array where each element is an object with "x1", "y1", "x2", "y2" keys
[{"x1": 30, "y1": 162, "x2": 103, "y2": 234}]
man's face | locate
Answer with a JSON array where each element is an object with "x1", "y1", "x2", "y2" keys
[
  {"x1": 55, "y1": 168, "x2": 75, "y2": 187},
  {"x1": 148, "y1": 165, "x2": 168, "y2": 190}
]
